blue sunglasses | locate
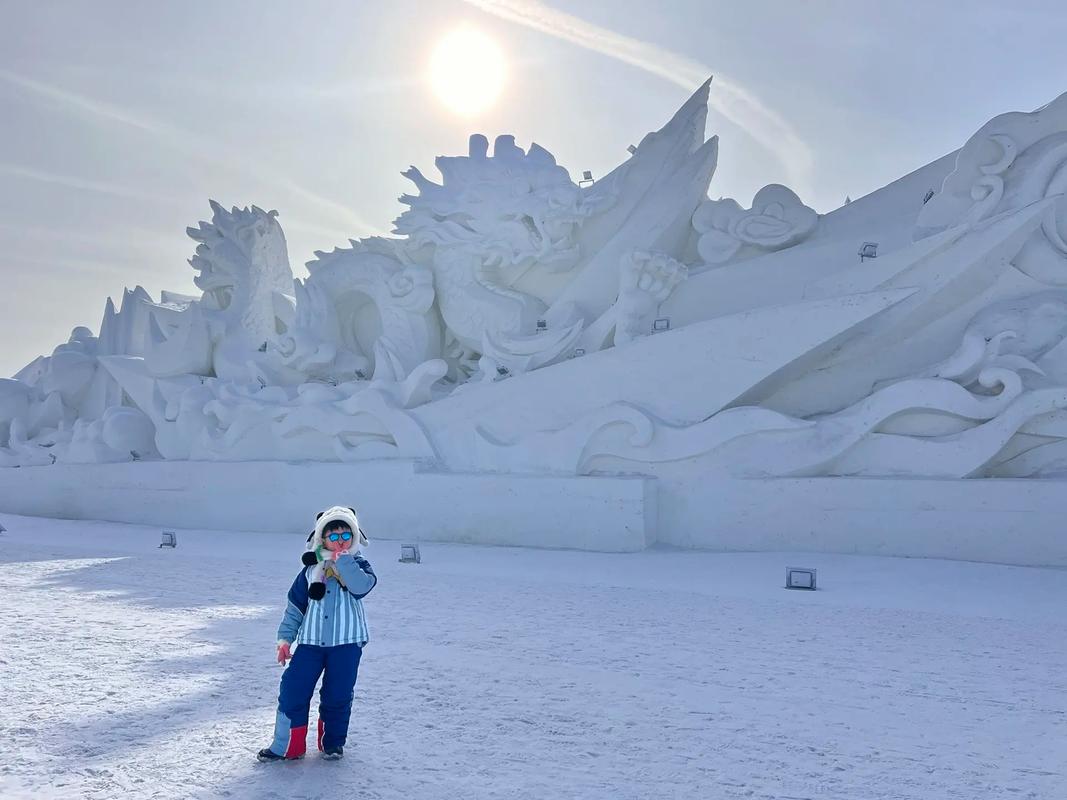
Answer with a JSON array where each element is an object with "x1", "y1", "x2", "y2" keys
[{"x1": 326, "y1": 531, "x2": 353, "y2": 542}]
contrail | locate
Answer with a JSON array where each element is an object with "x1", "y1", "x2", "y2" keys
[
  {"x1": 460, "y1": 0, "x2": 814, "y2": 191},
  {"x1": 0, "y1": 69, "x2": 384, "y2": 237}
]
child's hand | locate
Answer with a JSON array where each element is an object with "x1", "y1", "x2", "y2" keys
[{"x1": 277, "y1": 641, "x2": 292, "y2": 665}]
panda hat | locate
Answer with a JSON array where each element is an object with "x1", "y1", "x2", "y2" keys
[
  {"x1": 310, "y1": 506, "x2": 369, "y2": 552},
  {"x1": 303, "y1": 506, "x2": 369, "y2": 600}
]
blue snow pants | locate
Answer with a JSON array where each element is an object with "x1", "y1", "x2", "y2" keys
[{"x1": 270, "y1": 643, "x2": 362, "y2": 756}]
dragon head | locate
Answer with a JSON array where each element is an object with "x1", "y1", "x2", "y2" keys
[
  {"x1": 187, "y1": 201, "x2": 294, "y2": 314},
  {"x1": 393, "y1": 134, "x2": 604, "y2": 272}
]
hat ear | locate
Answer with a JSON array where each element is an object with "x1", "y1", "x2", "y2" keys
[
  {"x1": 306, "y1": 530, "x2": 314, "y2": 542},
  {"x1": 348, "y1": 507, "x2": 357, "y2": 515},
  {"x1": 315, "y1": 511, "x2": 324, "y2": 520}
]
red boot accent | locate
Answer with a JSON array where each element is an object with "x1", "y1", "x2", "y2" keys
[
  {"x1": 284, "y1": 724, "x2": 308, "y2": 759},
  {"x1": 317, "y1": 719, "x2": 325, "y2": 752}
]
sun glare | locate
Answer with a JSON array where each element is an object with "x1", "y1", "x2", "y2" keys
[{"x1": 428, "y1": 27, "x2": 507, "y2": 117}]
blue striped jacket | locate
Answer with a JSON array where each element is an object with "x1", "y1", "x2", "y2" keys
[{"x1": 277, "y1": 553, "x2": 377, "y2": 648}]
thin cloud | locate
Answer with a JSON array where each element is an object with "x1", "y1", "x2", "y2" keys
[
  {"x1": 0, "y1": 69, "x2": 384, "y2": 236},
  {"x1": 460, "y1": 0, "x2": 814, "y2": 191},
  {"x1": 0, "y1": 220, "x2": 185, "y2": 254},
  {"x1": 0, "y1": 163, "x2": 159, "y2": 202},
  {"x1": 3, "y1": 252, "x2": 136, "y2": 278}
]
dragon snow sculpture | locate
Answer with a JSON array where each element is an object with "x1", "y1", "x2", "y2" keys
[
  {"x1": 395, "y1": 133, "x2": 608, "y2": 357},
  {"x1": 8, "y1": 78, "x2": 1067, "y2": 484},
  {"x1": 147, "y1": 202, "x2": 298, "y2": 384}
]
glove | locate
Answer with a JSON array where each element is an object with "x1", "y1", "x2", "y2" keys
[{"x1": 277, "y1": 641, "x2": 292, "y2": 665}]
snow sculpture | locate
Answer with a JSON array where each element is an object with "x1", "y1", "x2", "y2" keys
[
  {"x1": 394, "y1": 133, "x2": 610, "y2": 377},
  {"x1": 916, "y1": 91, "x2": 1067, "y2": 284},
  {"x1": 5, "y1": 78, "x2": 1067, "y2": 505},
  {"x1": 692, "y1": 184, "x2": 818, "y2": 265},
  {"x1": 181, "y1": 202, "x2": 297, "y2": 384},
  {"x1": 612, "y1": 251, "x2": 688, "y2": 345},
  {"x1": 295, "y1": 238, "x2": 440, "y2": 383},
  {"x1": 0, "y1": 321, "x2": 157, "y2": 466}
]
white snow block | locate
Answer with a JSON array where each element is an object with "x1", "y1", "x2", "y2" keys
[
  {"x1": 0, "y1": 461, "x2": 655, "y2": 553},
  {"x1": 659, "y1": 476, "x2": 1067, "y2": 567}
]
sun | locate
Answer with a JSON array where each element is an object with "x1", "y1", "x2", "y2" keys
[{"x1": 428, "y1": 27, "x2": 507, "y2": 117}]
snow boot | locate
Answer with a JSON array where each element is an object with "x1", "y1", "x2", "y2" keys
[
  {"x1": 321, "y1": 746, "x2": 344, "y2": 760},
  {"x1": 256, "y1": 747, "x2": 303, "y2": 763}
]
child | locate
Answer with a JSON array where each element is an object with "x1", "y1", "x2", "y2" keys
[{"x1": 257, "y1": 506, "x2": 377, "y2": 762}]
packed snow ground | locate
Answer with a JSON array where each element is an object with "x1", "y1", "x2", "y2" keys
[{"x1": 0, "y1": 516, "x2": 1064, "y2": 800}]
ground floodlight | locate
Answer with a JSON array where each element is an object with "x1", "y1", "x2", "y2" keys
[
  {"x1": 160, "y1": 531, "x2": 177, "y2": 549},
  {"x1": 652, "y1": 317, "x2": 671, "y2": 333},
  {"x1": 579, "y1": 170, "x2": 594, "y2": 188},
  {"x1": 627, "y1": 144, "x2": 637, "y2": 154},
  {"x1": 399, "y1": 544, "x2": 421, "y2": 564},
  {"x1": 785, "y1": 567, "x2": 817, "y2": 590},
  {"x1": 858, "y1": 241, "x2": 879, "y2": 262},
  {"x1": 536, "y1": 318, "x2": 547, "y2": 332}
]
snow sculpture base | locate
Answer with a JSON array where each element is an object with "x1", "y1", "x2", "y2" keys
[
  {"x1": 0, "y1": 461, "x2": 653, "y2": 553},
  {"x1": 1, "y1": 465, "x2": 1064, "y2": 565}
]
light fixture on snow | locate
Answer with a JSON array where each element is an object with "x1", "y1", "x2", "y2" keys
[
  {"x1": 399, "y1": 543, "x2": 421, "y2": 564},
  {"x1": 785, "y1": 567, "x2": 817, "y2": 590},
  {"x1": 652, "y1": 317, "x2": 671, "y2": 333},
  {"x1": 572, "y1": 347, "x2": 586, "y2": 358},
  {"x1": 160, "y1": 531, "x2": 178, "y2": 549},
  {"x1": 536, "y1": 318, "x2": 547, "y2": 332},
  {"x1": 0, "y1": 522, "x2": 6, "y2": 534},
  {"x1": 627, "y1": 144, "x2": 637, "y2": 155},
  {"x1": 579, "y1": 170, "x2": 594, "y2": 188},
  {"x1": 858, "y1": 242, "x2": 879, "y2": 262},
  {"x1": 923, "y1": 188, "x2": 935, "y2": 204}
]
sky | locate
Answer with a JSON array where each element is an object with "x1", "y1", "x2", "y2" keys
[{"x1": 1, "y1": 0, "x2": 1066, "y2": 376}]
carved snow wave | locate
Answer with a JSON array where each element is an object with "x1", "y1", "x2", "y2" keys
[{"x1": 475, "y1": 368, "x2": 1067, "y2": 479}]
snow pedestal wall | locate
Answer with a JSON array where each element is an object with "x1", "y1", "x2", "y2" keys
[
  {"x1": 1, "y1": 463, "x2": 1065, "y2": 565},
  {"x1": 657, "y1": 475, "x2": 1067, "y2": 567},
  {"x1": 0, "y1": 461, "x2": 653, "y2": 553}
]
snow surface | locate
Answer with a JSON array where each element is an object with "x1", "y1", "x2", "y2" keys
[{"x1": 1, "y1": 515, "x2": 1064, "y2": 800}]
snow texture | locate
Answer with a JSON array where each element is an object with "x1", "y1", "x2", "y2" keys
[{"x1": 1, "y1": 515, "x2": 1064, "y2": 799}]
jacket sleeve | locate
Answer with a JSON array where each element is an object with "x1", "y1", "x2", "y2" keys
[
  {"x1": 277, "y1": 569, "x2": 309, "y2": 643},
  {"x1": 333, "y1": 553, "x2": 377, "y2": 599}
]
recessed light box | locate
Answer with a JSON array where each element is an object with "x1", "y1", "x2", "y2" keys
[
  {"x1": 399, "y1": 543, "x2": 421, "y2": 564},
  {"x1": 160, "y1": 531, "x2": 177, "y2": 549},
  {"x1": 785, "y1": 567, "x2": 816, "y2": 590},
  {"x1": 652, "y1": 317, "x2": 671, "y2": 332}
]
